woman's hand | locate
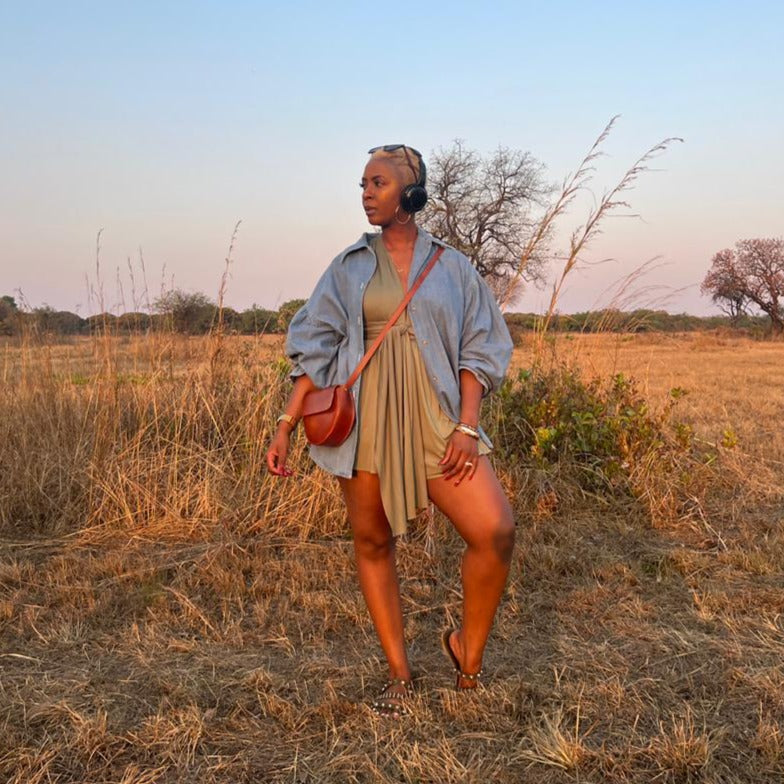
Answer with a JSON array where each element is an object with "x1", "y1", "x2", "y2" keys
[
  {"x1": 439, "y1": 430, "x2": 480, "y2": 485},
  {"x1": 266, "y1": 426, "x2": 294, "y2": 477}
]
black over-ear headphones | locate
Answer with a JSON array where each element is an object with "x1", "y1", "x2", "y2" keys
[
  {"x1": 368, "y1": 144, "x2": 428, "y2": 213},
  {"x1": 399, "y1": 148, "x2": 428, "y2": 214}
]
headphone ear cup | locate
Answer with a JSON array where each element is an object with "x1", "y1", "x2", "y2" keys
[{"x1": 400, "y1": 185, "x2": 428, "y2": 213}]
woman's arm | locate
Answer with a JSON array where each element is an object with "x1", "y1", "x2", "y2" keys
[
  {"x1": 458, "y1": 368, "x2": 483, "y2": 429},
  {"x1": 440, "y1": 255, "x2": 512, "y2": 485},
  {"x1": 439, "y1": 369, "x2": 483, "y2": 485},
  {"x1": 456, "y1": 259, "x2": 513, "y2": 397},
  {"x1": 266, "y1": 374, "x2": 317, "y2": 476},
  {"x1": 272, "y1": 257, "x2": 348, "y2": 476},
  {"x1": 285, "y1": 260, "x2": 348, "y2": 390}
]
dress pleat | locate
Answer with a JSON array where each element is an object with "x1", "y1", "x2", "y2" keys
[{"x1": 353, "y1": 235, "x2": 489, "y2": 536}]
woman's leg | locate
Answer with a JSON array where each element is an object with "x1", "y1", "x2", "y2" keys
[
  {"x1": 337, "y1": 470, "x2": 411, "y2": 682},
  {"x1": 427, "y1": 455, "x2": 515, "y2": 688}
]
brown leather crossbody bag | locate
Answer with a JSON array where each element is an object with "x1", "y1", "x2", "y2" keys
[{"x1": 301, "y1": 245, "x2": 444, "y2": 447}]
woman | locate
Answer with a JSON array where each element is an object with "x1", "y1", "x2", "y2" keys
[{"x1": 266, "y1": 145, "x2": 515, "y2": 718}]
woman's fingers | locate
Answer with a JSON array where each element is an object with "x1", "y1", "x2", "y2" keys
[
  {"x1": 266, "y1": 448, "x2": 277, "y2": 474},
  {"x1": 441, "y1": 448, "x2": 458, "y2": 479},
  {"x1": 439, "y1": 442, "x2": 453, "y2": 467},
  {"x1": 442, "y1": 435, "x2": 479, "y2": 482},
  {"x1": 442, "y1": 447, "x2": 466, "y2": 480},
  {"x1": 443, "y1": 447, "x2": 480, "y2": 483},
  {"x1": 453, "y1": 458, "x2": 474, "y2": 486},
  {"x1": 452, "y1": 451, "x2": 477, "y2": 486},
  {"x1": 276, "y1": 449, "x2": 292, "y2": 477},
  {"x1": 266, "y1": 442, "x2": 292, "y2": 477}
]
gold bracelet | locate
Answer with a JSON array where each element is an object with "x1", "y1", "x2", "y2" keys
[
  {"x1": 455, "y1": 422, "x2": 480, "y2": 439},
  {"x1": 276, "y1": 413, "x2": 297, "y2": 430}
]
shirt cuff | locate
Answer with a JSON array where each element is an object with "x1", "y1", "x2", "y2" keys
[{"x1": 288, "y1": 364, "x2": 306, "y2": 383}]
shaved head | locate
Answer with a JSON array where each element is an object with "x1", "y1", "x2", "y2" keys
[{"x1": 368, "y1": 146, "x2": 421, "y2": 187}]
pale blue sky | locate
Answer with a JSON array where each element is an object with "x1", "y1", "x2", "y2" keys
[{"x1": 1, "y1": 1, "x2": 782, "y2": 315}]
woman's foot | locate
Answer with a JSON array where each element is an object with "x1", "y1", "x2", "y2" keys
[
  {"x1": 441, "y1": 628, "x2": 483, "y2": 691},
  {"x1": 370, "y1": 677, "x2": 414, "y2": 719}
]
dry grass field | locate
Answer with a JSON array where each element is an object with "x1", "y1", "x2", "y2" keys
[
  {"x1": 515, "y1": 331, "x2": 784, "y2": 468},
  {"x1": 1, "y1": 331, "x2": 782, "y2": 783}
]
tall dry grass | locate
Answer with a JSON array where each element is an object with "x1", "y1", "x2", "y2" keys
[
  {"x1": 499, "y1": 116, "x2": 683, "y2": 329},
  {"x1": 1, "y1": 326, "x2": 783, "y2": 782},
  {"x1": 1, "y1": 115, "x2": 780, "y2": 782},
  {"x1": 0, "y1": 331, "x2": 350, "y2": 540}
]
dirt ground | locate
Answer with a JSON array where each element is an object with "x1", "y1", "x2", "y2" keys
[{"x1": 1, "y1": 333, "x2": 782, "y2": 783}]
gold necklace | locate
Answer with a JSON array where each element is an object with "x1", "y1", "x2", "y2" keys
[
  {"x1": 381, "y1": 239, "x2": 410, "y2": 275},
  {"x1": 389, "y1": 253, "x2": 407, "y2": 274}
]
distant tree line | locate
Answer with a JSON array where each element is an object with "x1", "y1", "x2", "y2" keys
[
  {"x1": 0, "y1": 291, "x2": 770, "y2": 341},
  {"x1": 4, "y1": 136, "x2": 779, "y2": 340},
  {"x1": 0, "y1": 291, "x2": 306, "y2": 338},
  {"x1": 503, "y1": 309, "x2": 769, "y2": 344}
]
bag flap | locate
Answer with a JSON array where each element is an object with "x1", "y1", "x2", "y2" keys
[{"x1": 301, "y1": 387, "x2": 338, "y2": 417}]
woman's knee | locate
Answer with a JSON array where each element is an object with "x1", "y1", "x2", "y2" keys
[
  {"x1": 469, "y1": 504, "x2": 515, "y2": 560},
  {"x1": 352, "y1": 522, "x2": 395, "y2": 561},
  {"x1": 494, "y1": 507, "x2": 516, "y2": 561},
  {"x1": 340, "y1": 474, "x2": 393, "y2": 559}
]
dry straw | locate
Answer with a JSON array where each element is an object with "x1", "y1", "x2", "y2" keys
[{"x1": 1, "y1": 121, "x2": 782, "y2": 782}]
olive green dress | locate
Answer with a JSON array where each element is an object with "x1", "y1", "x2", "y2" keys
[{"x1": 353, "y1": 235, "x2": 490, "y2": 536}]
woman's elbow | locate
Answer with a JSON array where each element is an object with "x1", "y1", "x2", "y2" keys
[{"x1": 293, "y1": 373, "x2": 318, "y2": 395}]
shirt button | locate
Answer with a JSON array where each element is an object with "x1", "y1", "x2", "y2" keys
[
  {"x1": 423, "y1": 340, "x2": 428, "y2": 345},
  {"x1": 357, "y1": 316, "x2": 361, "y2": 325}
]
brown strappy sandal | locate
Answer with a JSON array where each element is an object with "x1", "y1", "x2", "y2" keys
[
  {"x1": 370, "y1": 677, "x2": 414, "y2": 718},
  {"x1": 440, "y1": 627, "x2": 484, "y2": 691}
]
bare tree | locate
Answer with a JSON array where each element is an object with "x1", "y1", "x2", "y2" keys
[
  {"x1": 700, "y1": 248, "x2": 750, "y2": 323},
  {"x1": 419, "y1": 140, "x2": 553, "y2": 305},
  {"x1": 701, "y1": 238, "x2": 784, "y2": 332}
]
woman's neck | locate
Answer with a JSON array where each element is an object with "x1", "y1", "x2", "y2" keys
[{"x1": 380, "y1": 220, "x2": 418, "y2": 252}]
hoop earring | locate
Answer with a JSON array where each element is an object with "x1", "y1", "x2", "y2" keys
[{"x1": 395, "y1": 205, "x2": 412, "y2": 225}]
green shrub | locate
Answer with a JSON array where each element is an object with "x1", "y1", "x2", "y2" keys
[{"x1": 488, "y1": 364, "x2": 698, "y2": 505}]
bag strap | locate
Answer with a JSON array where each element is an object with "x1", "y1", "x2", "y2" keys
[{"x1": 343, "y1": 245, "x2": 444, "y2": 390}]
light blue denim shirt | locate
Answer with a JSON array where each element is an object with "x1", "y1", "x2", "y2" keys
[{"x1": 285, "y1": 227, "x2": 513, "y2": 478}]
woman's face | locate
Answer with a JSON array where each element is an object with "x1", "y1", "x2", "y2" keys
[{"x1": 360, "y1": 158, "x2": 405, "y2": 227}]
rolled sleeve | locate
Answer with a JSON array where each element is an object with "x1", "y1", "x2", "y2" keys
[
  {"x1": 285, "y1": 262, "x2": 347, "y2": 389},
  {"x1": 458, "y1": 262, "x2": 513, "y2": 396}
]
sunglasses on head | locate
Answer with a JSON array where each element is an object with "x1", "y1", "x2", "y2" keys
[{"x1": 368, "y1": 144, "x2": 423, "y2": 158}]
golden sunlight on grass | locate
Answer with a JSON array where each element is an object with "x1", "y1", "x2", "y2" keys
[
  {"x1": 513, "y1": 331, "x2": 784, "y2": 466},
  {"x1": 0, "y1": 331, "x2": 782, "y2": 783}
]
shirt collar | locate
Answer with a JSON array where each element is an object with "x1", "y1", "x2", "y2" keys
[{"x1": 338, "y1": 226, "x2": 445, "y2": 262}]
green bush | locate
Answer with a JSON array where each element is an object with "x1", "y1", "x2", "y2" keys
[{"x1": 489, "y1": 364, "x2": 698, "y2": 501}]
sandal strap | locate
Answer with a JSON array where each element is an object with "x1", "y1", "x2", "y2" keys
[
  {"x1": 372, "y1": 678, "x2": 413, "y2": 717},
  {"x1": 382, "y1": 678, "x2": 414, "y2": 691}
]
